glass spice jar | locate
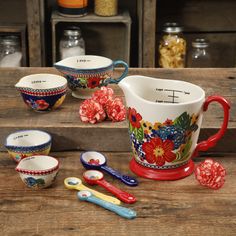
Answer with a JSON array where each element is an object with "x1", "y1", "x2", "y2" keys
[
  {"x1": 0, "y1": 35, "x2": 22, "y2": 67},
  {"x1": 59, "y1": 26, "x2": 85, "y2": 60},
  {"x1": 158, "y1": 23, "x2": 186, "y2": 68},
  {"x1": 94, "y1": 0, "x2": 118, "y2": 16},
  {"x1": 188, "y1": 38, "x2": 212, "y2": 68}
]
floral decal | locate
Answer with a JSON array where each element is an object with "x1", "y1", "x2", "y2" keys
[
  {"x1": 26, "y1": 99, "x2": 49, "y2": 111},
  {"x1": 128, "y1": 107, "x2": 199, "y2": 167},
  {"x1": 53, "y1": 94, "x2": 66, "y2": 109},
  {"x1": 24, "y1": 177, "x2": 45, "y2": 188},
  {"x1": 88, "y1": 158, "x2": 100, "y2": 165},
  {"x1": 87, "y1": 77, "x2": 103, "y2": 89},
  {"x1": 128, "y1": 108, "x2": 142, "y2": 129},
  {"x1": 142, "y1": 137, "x2": 176, "y2": 166}
]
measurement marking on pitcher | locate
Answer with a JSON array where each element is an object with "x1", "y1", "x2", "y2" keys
[{"x1": 155, "y1": 88, "x2": 190, "y2": 103}]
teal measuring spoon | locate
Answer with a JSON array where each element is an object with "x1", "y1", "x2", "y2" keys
[{"x1": 77, "y1": 190, "x2": 137, "y2": 220}]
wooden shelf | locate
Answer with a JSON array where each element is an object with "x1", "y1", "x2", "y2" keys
[{"x1": 51, "y1": 10, "x2": 131, "y2": 65}]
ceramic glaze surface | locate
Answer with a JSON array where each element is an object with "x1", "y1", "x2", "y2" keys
[
  {"x1": 16, "y1": 155, "x2": 59, "y2": 189},
  {"x1": 54, "y1": 55, "x2": 128, "y2": 99},
  {"x1": 15, "y1": 73, "x2": 67, "y2": 111},
  {"x1": 119, "y1": 75, "x2": 230, "y2": 180},
  {"x1": 5, "y1": 130, "x2": 52, "y2": 162}
]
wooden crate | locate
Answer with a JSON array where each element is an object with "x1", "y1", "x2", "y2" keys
[
  {"x1": 51, "y1": 10, "x2": 131, "y2": 65},
  {"x1": 0, "y1": 24, "x2": 27, "y2": 66}
]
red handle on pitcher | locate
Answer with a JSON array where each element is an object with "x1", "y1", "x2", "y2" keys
[{"x1": 193, "y1": 95, "x2": 230, "y2": 157}]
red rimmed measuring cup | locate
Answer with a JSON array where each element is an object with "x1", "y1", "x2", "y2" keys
[
  {"x1": 83, "y1": 170, "x2": 136, "y2": 204},
  {"x1": 80, "y1": 151, "x2": 138, "y2": 187}
]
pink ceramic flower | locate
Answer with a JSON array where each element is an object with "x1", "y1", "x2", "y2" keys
[
  {"x1": 106, "y1": 98, "x2": 126, "y2": 122},
  {"x1": 195, "y1": 159, "x2": 226, "y2": 190},
  {"x1": 92, "y1": 86, "x2": 114, "y2": 107},
  {"x1": 79, "y1": 99, "x2": 106, "y2": 124}
]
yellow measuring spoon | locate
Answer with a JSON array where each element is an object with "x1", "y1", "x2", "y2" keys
[{"x1": 64, "y1": 177, "x2": 121, "y2": 205}]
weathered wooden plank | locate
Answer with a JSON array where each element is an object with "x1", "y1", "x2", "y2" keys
[
  {"x1": 26, "y1": 0, "x2": 44, "y2": 66},
  {"x1": 0, "y1": 151, "x2": 236, "y2": 236},
  {"x1": 142, "y1": 0, "x2": 156, "y2": 67},
  {"x1": 0, "y1": 68, "x2": 235, "y2": 153}
]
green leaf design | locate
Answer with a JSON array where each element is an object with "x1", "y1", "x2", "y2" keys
[
  {"x1": 129, "y1": 122, "x2": 134, "y2": 133},
  {"x1": 174, "y1": 112, "x2": 191, "y2": 130},
  {"x1": 79, "y1": 78, "x2": 87, "y2": 85},
  {"x1": 36, "y1": 178, "x2": 45, "y2": 186},
  {"x1": 134, "y1": 126, "x2": 144, "y2": 142}
]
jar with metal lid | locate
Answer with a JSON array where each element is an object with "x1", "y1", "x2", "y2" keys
[
  {"x1": 188, "y1": 38, "x2": 212, "y2": 68},
  {"x1": 158, "y1": 23, "x2": 186, "y2": 68},
  {"x1": 0, "y1": 35, "x2": 22, "y2": 67},
  {"x1": 94, "y1": 0, "x2": 118, "y2": 16},
  {"x1": 59, "y1": 26, "x2": 85, "y2": 60}
]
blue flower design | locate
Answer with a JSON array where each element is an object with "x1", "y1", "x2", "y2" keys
[{"x1": 24, "y1": 177, "x2": 37, "y2": 187}]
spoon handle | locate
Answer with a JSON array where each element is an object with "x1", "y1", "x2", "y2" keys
[
  {"x1": 101, "y1": 165, "x2": 138, "y2": 186},
  {"x1": 98, "y1": 179, "x2": 136, "y2": 204},
  {"x1": 84, "y1": 195, "x2": 137, "y2": 219},
  {"x1": 79, "y1": 184, "x2": 121, "y2": 205}
]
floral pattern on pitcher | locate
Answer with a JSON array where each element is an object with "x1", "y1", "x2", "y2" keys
[
  {"x1": 66, "y1": 73, "x2": 112, "y2": 90},
  {"x1": 128, "y1": 107, "x2": 199, "y2": 168}
]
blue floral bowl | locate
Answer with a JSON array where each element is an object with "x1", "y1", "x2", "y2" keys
[
  {"x1": 5, "y1": 130, "x2": 52, "y2": 163},
  {"x1": 15, "y1": 73, "x2": 68, "y2": 112}
]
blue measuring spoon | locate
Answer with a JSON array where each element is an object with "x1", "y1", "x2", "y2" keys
[
  {"x1": 80, "y1": 151, "x2": 138, "y2": 187},
  {"x1": 77, "y1": 190, "x2": 137, "y2": 220}
]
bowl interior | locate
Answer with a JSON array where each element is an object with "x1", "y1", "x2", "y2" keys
[
  {"x1": 17, "y1": 155, "x2": 58, "y2": 171},
  {"x1": 6, "y1": 130, "x2": 51, "y2": 147},
  {"x1": 16, "y1": 74, "x2": 67, "y2": 90},
  {"x1": 84, "y1": 170, "x2": 103, "y2": 180}
]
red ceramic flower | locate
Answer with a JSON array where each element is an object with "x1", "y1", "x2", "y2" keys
[
  {"x1": 79, "y1": 99, "x2": 106, "y2": 124},
  {"x1": 92, "y1": 86, "x2": 114, "y2": 107},
  {"x1": 35, "y1": 99, "x2": 49, "y2": 110},
  {"x1": 195, "y1": 159, "x2": 226, "y2": 190},
  {"x1": 142, "y1": 137, "x2": 176, "y2": 166},
  {"x1": 87, "y1": 77, "x2": 103, "y2": 88},
  {"x1": 106, "y1": 98, "x2": 126, "y2": 122},
  {"x1": 128, "y1": 108, "x2": 142, "y2": 128}
]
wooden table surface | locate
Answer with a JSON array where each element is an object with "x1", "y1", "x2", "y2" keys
[{"x1": 0, "y1": 68, "x2": 236, "y2": 235}]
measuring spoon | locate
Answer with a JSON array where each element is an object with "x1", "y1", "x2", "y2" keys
[
  {"x1": 77, "y1": 190, "x2": 137, "y2": 220},
  {"x1": 64, "y1": 177, "x2": 120, "y2": 205},
  {"x1": 80, "y1": 151, "x2": 138, "y2": 187},
  {"x1": 83, "y1": 170, "x2": 136, "y2": 204}
]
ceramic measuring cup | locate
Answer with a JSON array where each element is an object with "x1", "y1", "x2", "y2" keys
[
  {"x1": 118, "y1": 75, "x2": 231, "y2": 180},
  {"x1": 64, "y1": 177, "x2": 120, "y2": 205},
  {"x1": 54, "y1": 55, "x2": 128, "y2": 99},
  {"x1": 80, "y1": 151, "x2": 138, "y2": 187},
  {"x1": 77, "y1": 190, "x2": 137, "y2": 219},
  {"x1": 83, "y1": 170, "x2": 136, "y2": 204}
]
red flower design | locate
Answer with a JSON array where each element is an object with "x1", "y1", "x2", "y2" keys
[
  {"x1": 79, "y1": 99, "x2": 106, "y2": 124},
  {"x1": 128, "y1": 108, "x2": 142, "y2": 128},
  {"x1": 35, "y1": 100, "x2": 49, "y2": 110},
  {"x1": 88, "y1": 159, "x2": 100, "y2": 165},
  {"x1": 195, "y1": 159, "x2": 226, "y2": 190},
  {"x1": 106, "y1": 98, "x2": 126, "y2": 122},
  {"x1": 163, "y1": 119, "x2": 173, "y2": 126},
  {"x1": 87, "y1": 77, "x2": 103, "y2": 89},
  {"x1": 142, "y1": 137, "x2": 176, "y2": 166},
  {"x1": 92, "y1": 86, "x2": 114, "y2": 107}
]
